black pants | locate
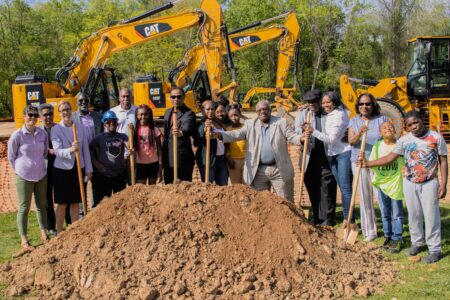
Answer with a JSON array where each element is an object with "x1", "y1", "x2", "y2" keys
[
  {"x1": 45, "y1": 166, "x2": 56, "y2": 231},
  {"x1": 163, "y1": 160, "x2": 194, "y2": 183},
  {"x1": 304, "y1": 154, "x2": 337, "y2": 225},
  {"x1": 92, "y1": 171, "x2": 127, "y2": 207}
]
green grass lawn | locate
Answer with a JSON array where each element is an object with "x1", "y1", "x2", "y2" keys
[{"x1": 0, "y1": 204, "x2": 450, "y2": 299}]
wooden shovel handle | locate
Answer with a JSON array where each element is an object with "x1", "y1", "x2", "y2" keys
[
  {"x1": 128, "y1": 124, "x2": 136, "y2": 185},
  {"x1": 173, "y1": 107, "x2": 178, "y2": 182},
  {"x1": 298, "y1": 111, "x2": 311, "y2": 209},
  {"x1": 345, "y1": 119, "x2": 369, "y2": 231},
  {"x1": 72, "y1": 123, "x2": 87, "y2": 215},
  {"x1": 205, "y1": 125, "x2": 211, "y2": 183}
]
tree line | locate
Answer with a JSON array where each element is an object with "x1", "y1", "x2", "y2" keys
[{"x1": 0, "y1": 0, "x2": 449, "y2": 117}]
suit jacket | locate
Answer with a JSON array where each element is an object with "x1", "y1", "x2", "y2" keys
[
  {"x1": 294, "y1": 109, "x2": 327, "y2": 170},
  {"x1": 163, "y1": 105, "x2": 196, "y2": 167},
  {"x1": 72, "y1": 111, "x2": 103, "y2": 137},
  {"x1": 51, "y1": 121, "x2": 93, "y2": 173},
  {"x1": 221, "y1": 116, "x2": 301, "y2": 185}
]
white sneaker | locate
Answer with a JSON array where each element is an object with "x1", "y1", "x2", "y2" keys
[{"x1": 364, "y1": 235, "x2": 377, "y2": 242}]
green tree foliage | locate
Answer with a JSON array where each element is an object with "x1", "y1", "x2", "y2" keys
[{"x1": 0, "y1": 0, "x2": 449, "y2": 117}]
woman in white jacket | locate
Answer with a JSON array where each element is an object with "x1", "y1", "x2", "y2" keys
[{"x1": 305, "y1": 92, "x2": 354, "y2": 227}]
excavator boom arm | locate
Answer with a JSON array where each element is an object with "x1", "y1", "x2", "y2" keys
[{"x1": 61, "y1": 8, "x2": 206, "y2": 93}]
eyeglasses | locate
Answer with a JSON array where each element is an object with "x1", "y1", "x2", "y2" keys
[
  {"x1": 358, "y1": 102, "x2": 372, "y2": 107},
  {"x1": 170, "y1": 95, "x2": 183, "y2": 100},
  {"x1": 104, "y1": 120, "x2": 117, "y2": 125},
  {"x1": 59, "y1": 108, "x2": 71, "y2": 113},
  {"x1": 42, "y1": 112, "x2": 53, "y2": 117},
  {"x1": 27, "y1": 113, "x2": 39, "y2": 118}
]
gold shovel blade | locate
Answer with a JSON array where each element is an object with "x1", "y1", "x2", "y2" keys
[{"x1": 336, "y1": 227, "x2": 358, "y2": 245}]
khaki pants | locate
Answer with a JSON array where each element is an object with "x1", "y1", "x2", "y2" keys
[
  {"x1": 15, "y1": 175, "x2": 48, "y2": 236},
  {"x1": 251, "y1": 164, "x2": 293, "y2": 202},
  {"x1": 228, "y1": 158, "x2": 245, "y2": 184}
]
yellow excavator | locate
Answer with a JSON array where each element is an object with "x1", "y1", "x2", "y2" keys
[
  {"x1": 340, "y1": 36, "x2": 450, "y2": 137},
  {"x1": 11, "y1": 0, "x2": 222, "y2": 127},
  {"x1": 133, "y1": 11, "x2": 300, "y2": 116},
  {"x1": 240, "y1": 13, "x2": 301, "y2": 112}
]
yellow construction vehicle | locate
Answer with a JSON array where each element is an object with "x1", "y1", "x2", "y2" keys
[
  {"x1": 240, "y1": 13, "x2": 301, "y2": 112},
  {"x1": 133, "y1": 11, "x2": 300, "y2": 116},
  {"x1": 11, "y1": 0, "x2": 222, "y2": 127},
  {"x1": 340, "y1": 36, "x2": 450, "y2": 136}
]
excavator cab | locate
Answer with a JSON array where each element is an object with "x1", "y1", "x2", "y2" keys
[
  {"x1": 407, "y1": 37, "x2": 450, "y2": 99},
  {"x1": 84, "y1": 67, "x2": 120, "y2": 113}
]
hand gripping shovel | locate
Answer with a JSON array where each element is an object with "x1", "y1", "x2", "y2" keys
[
  {"x1": 336, "y1": 119, "x2": 369, "y2": 244},
  {"x1": 173, "y1": 107, "x2": 178, "y2": 182},
  {"x1": 128, "y1": 124, "x2": 136, "y2": 185},
  {"x1": 205, "y1": 125, "x2": 211, "y2": 183},
  {"x1": 298, "y1": 111, "x2": 311, "y2": 218},
  {"x1": 72, "y1": 123, "x2": 88, "y2": 216}
]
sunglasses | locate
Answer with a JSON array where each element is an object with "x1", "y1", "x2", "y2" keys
[
  {"x1": 42, "y1": 112, "x2": 53, "y2": 117},
  {"x1": 27, "y1": 113, "x2": 39, "y2": 118},
  {"x1": 170, "y1": 95, "x2": 183, "y2": 100},
  {"x1": 104, "y1": 120, "x2": 117, "y2": 125},
  {"x1": 358, "y1": 102, "x2": 372, "y2": 107}
]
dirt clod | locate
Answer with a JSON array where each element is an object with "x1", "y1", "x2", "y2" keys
[{"x1": 0, "y1": 183, "x2": 394, "y2": 299}]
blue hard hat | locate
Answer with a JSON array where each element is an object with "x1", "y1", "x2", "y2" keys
[{"x1": 102, "y1": 110, "x2": 118, "y2": 123}]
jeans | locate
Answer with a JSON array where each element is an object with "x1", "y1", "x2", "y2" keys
[
  {"x1": 377, "y1": 189, "x2": 404, "y2": 241},
  {"x1": 199, "y1": 155, "x2": 229, "y2": 186},
  {"x1": 329, "y1": 151, "x2": 354, "y2": 222}
]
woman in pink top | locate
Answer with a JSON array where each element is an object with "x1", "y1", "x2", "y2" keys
[{"x1": 134, "y1": 105, "x2": 162, "y2": 184}]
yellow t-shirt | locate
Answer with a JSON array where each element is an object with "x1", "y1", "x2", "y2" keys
[{"x1": 226, "y1": 126, "x2": 246, "y2": 159}]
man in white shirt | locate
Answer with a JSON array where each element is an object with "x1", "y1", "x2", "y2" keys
[{"x1": 110, "y1": 88, "x2": 137, "y2": 135}]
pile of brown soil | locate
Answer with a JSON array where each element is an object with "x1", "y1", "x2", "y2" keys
[{"x1": 1, "y1": 183, "x2": 394, "y2": 299}]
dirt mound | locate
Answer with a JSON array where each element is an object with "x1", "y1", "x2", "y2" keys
[{"x1": 1, "y1": 183, "x2": 394, "y2": 299}]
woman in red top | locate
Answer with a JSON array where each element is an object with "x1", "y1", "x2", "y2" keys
[{"x1": 134, "y1": 105, "x2": 162, "y2": 184}]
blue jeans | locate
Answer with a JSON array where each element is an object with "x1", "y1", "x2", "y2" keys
[
  {"x1": 199, "y1": 155, "x2": 229, "y2": 186},
  {"x1": 329, "y1": 151, "x2": 354, "y2": 222},
  {"x1": 377, "y1": 189, "x2": 404, "y2": 241}
]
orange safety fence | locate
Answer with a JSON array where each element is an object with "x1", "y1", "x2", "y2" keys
[{"x1": 0, "y1": 139, "x2": 20, "y2": 213}]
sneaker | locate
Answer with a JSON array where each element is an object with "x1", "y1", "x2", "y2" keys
[
  {"x1": 381, "y1": 237, "x2": 393, "y2": 249},
  {"x1": 48, "y1": 229, "x2": 57, "y2": 237},
  {"x1": 407, "y1": 245, "x2": 426, "y2": 256},
  {"x1": 421, "y1": 252, "x2": 443, "y2": 263},
  {"x1": 388, "y1": 239, "x2": 403, "y2": 253},
  {"x1": 364, "y1": 235, "x2": 377, "y2": 242}
]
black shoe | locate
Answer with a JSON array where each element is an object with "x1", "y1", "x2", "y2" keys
[
  {"x1": 421, "y1": 252, "x2": 443, "y2": 263},
  {"x1": 381, "y1": 237, "x2": 392, "y2": 249},
  {"x1": 388, "y1": 239, "x2": 403, "y2": 254},
  {"x1": 320, "y1": 220, "x2": 335, "y2": 227},
  {"x1": 407, "y1": 245, "x2": 426, "y2": 256}
]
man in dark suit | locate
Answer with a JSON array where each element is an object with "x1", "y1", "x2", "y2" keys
[
  {"x1": 295, "y1": 90, "x2": 337, "y2": 226},
  {"x1": 163, "y1": 87, "x2": 196, "y2": 183}
]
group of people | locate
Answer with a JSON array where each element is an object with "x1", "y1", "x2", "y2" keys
[
  {"x1": 7, "y1": 86, "x2": 447, "y2": 263},
  {"x1": 295, "y1": 89, "x2": 447, "y2": 264}
]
